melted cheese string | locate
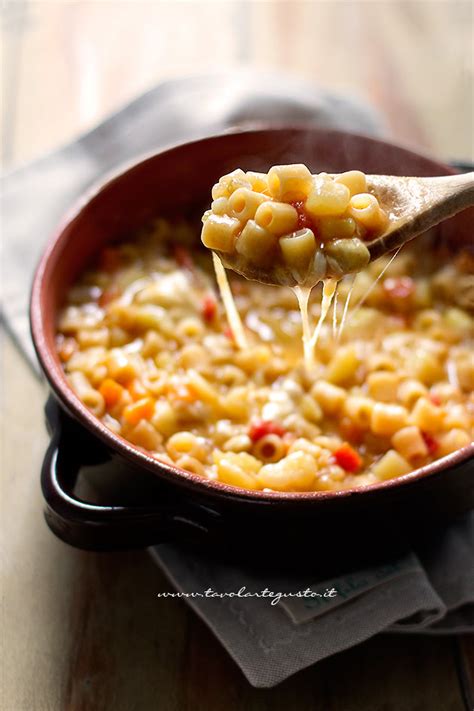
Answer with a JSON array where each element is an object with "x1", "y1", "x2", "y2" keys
[
  {"x1": 345, "y1": 247, "x2": 401, "y2": 327},
  {"x1": 337, "y1": 274, "x2": 356, "y2": 342},
  {"x1": 332, "y1": 289, "x2": 339, "y2": 340},
  {"x1": 212, "y1": 252, "x2": 248, "y2": 349},
  {"x1": 293, "y1": 285, "x2": 314, "y2": 370},
  {"x1": 310, "y1": 278, "x2": 338, "y2": 351}
]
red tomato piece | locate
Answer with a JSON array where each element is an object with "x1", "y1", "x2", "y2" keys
[
  {"x1": 249, "y1": 420, "x2": 286, "y2": 442},
  {"x1": 201, "y1": 294, "x2": 217, "y2": 322},
  {"x1": 383, "y1": 276, "x2": 415, "y2": 301},
  {"x1": 290, "y1": 200, "x2": 314, "y2": 231},
  {"x1": 332, "y1": 443, "x2": 363, "y2": 473},
  {"x1": 422, "y1": 432, "x2": 438, "y2": 455}
]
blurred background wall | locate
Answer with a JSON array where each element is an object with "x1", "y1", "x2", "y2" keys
[{"x1": 1, "y1": 0, "x2": 473, "y2": 171}]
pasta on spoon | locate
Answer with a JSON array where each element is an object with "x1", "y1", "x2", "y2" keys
[
  {"x1": 201, "y1": 164, "x2": 383, "y2": 287},
  {"x1": 201, "y1": 164, "x2": 389, "y2": 366}
]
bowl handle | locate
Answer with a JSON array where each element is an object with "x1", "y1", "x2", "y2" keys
[{"x1": 41, "y1": 398, "x2": 220, "y2": 551}]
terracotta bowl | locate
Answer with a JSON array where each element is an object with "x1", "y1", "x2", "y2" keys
[{"x1": 31, "y1": 127, "x2": 473, "y2": 566}]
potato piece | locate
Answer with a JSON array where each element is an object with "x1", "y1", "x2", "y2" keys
[
  {"x1": 411, "y1": 397, "x2": 444, "y2": 433},
  {"x1": 411, "y1": 350, "x2": 445, "y2": 386},
  {"x1": 367, "y1": 371, "x2": 400, "y2": 402},
  {"x1": 372, "y1": 450, "x2": 412, "y2": 480},
  {"x1": 326, "y1": 344, "x2": 360, "y2": 385},
  {"x1": 437, "y1": 429, "x2": 472, "y2": 457},
  {"x1": 370, "y1": 403, "x2": 408, "y2": 436}
]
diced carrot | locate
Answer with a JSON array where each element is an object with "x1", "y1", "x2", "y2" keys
[
  {"x1": 249, "y1": 420, "x2": 286, "y2": 442},
  {"x1": 167, "y1": 382, "x2": 197, "y2": 404},
  {"x1": 201, "y1": 294, "x2": 217, "y2": 322},
  {"x1": 99, "y1": 247, "x2": 122, "y2": 273},
  {"x1": 99, "y1": 379, "x2": 124, "y2": 409},
  {"x1": 128, "y1": 379, "x2": 148, "y2": 401},
  {"x1": 422, "y1": 432, "x2": 438, "y2": 455},
  {"x1": 332, "y1": 443, "x2": 363, "y2": 472},
  {"x1": 99, "y1": 284, "x2": 121, "y2": 307},
  {"x1": 123, "y1": 397, "x2": 155, "y2": 425},
  {"x1": 57, "y1": 337, "x2": 77, "y2": 363},
  {"x1": 429, "y1": 394, "x2": 442, "y2": 406},
  {"x1": 177, "y1": 385, "x2": 197, "y2": 403}
]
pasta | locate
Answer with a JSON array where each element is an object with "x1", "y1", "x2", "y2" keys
[
  {"x1": 202, "y1": 165, "x2": 386, "y2": 370},
  {"x1": 56, "y1": 216, "x2": 473, "y2": 494},
  {"x1": 201, "y1": 164, "x2": 387, "y2": 287}
]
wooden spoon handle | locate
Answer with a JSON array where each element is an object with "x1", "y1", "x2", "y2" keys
[{"x1": 368, "y1": 172, "x2": 474, "y2": 260}]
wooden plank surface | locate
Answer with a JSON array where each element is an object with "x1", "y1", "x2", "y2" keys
[
  {"x1": 1, "y1": 1, "x2": 473, "y2": 709},
  {"x1": 2, "y1": 0, "x2": 473, "y2": 169}
]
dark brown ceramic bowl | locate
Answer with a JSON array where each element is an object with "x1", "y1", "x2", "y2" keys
[{"x1": 31, "y1": 127, "x2": 473, "y2": 565}]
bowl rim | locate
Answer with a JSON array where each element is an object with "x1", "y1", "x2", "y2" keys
[{"x1": 30, "y1": 124, "x2": 474, "y2": 504}]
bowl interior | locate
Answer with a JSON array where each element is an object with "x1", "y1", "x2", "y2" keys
[{"x1": 31, "y1": 126, "x2": 473, "y2": 500}]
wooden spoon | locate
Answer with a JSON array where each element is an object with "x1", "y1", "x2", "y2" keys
[
  {"x1": 364, "y1": 171, "x2": 474, "y2": 260},
  {"x1": 214, "y1": 171, "x2": 474, "y2": 288}
]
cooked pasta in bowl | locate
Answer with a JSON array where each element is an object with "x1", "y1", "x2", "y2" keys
[
  {"x1": 56, "y1": 218, "x2": 473, "y2": 494},
  {"x1": 31, "y1": 127, "x2": 474, "y2": 553}
]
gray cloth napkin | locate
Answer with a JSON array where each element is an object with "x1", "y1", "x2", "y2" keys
[{"x1": 2, "y1": 70, "x2": 472, "y2": 688}]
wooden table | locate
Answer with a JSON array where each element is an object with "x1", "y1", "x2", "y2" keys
[{"x1": 1, "y1": 2, "x2": 473, "y2": 709}]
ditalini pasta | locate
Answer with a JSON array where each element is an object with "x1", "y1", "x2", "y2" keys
[
  {"x1": 201, "y1": 165, "x2": 389, "y2": 368},
  {"x1": 201, "y1": 166, "x2": 387, "y2": 286},
  {"x1": 57, "y1": 216, "x2": 474, "y2": 493}
]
